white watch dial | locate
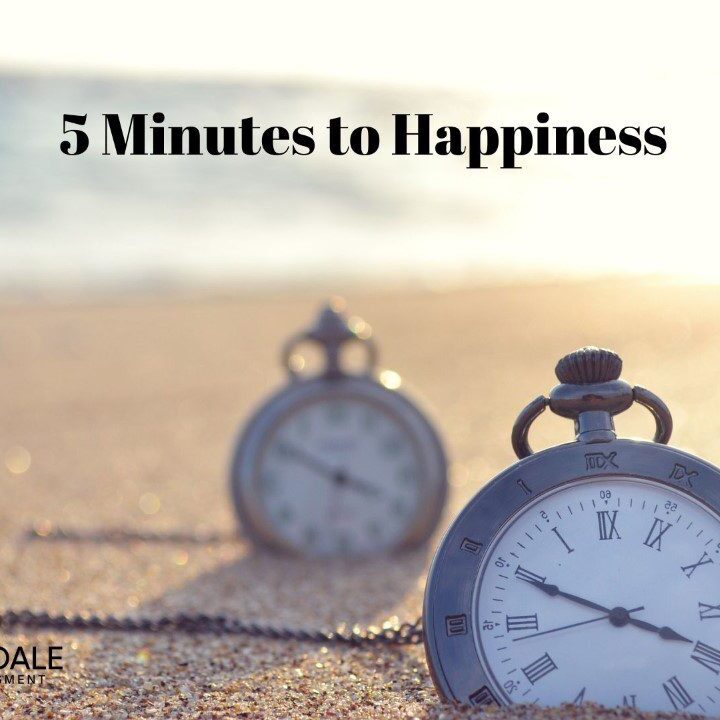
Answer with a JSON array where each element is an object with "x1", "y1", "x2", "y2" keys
[
  {"x1": 475, "y1": 477, "x2": 720, "y2": 714},
  {"x1": 255, "y1": 395, "x2": 423, "y2": 554}
]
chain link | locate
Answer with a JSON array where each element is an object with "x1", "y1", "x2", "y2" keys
[
  {"x1": 0, "y1": 609, "x2": 423, "y2": 646},
  {"x1": 28, "y1": 526, "x2": 233, "y2": 544},
  {"x1": 23, "y1": 526, "x2": 424, "y2": 646}
]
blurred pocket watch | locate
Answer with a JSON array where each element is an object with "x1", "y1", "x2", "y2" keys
[{"x1": 230, "y1": 299, "x2": 448, "y2": 556}]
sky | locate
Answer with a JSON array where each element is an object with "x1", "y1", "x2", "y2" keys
[
  {"x1": 3, "y1": 2, "x2": 716, "y2": 94},
  {"x1": 1, "y1": 2, "x2": 719, "y2": 287}
]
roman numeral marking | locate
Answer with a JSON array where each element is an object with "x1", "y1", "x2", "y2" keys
[
  {"x1": 585, "y1": 451, "x2": 618, "y2": 470},
  {"x1": 597, "y1": 510, "x2": 621, "y2": 540},
  {"x1": 506, "y1": 614, "x2": 539, "y2": 632},
  {"x1": 682, "y1": 551, "x2": 714, "y2": 578},
  {"x1": 643, "y1": 517, "x2": 672, "y2": 551},
  {"x1": 460, "y1": 537, "x2": 482, "y2": 554},
  {"x1": 514, "y1": 566, "x2": 546, "y2": 584},
  {"x1": 468, "y1": 686, "x2": 498, "y2": 707},
  {"x1": 517, "y1": 478, "x2": 532, "y2": 495},
  {"x1": 445, "y1": 614, "x2": 468, "y2": 636},
  {"x1": 669, "y1": 463, "x2": 698, "y2": 486},
  {"x1": 699, "y1": 602, "x2": 720, "y2": 620},
  {"x1": 551, "y1": 526, "x2": 574, "y2": 553},
  {"x1": 663, "y1": 676, "x2": 693, "y2": 710},
  {"x1": 573, "y1": 687, "x2": 586, "y2": 705},
  {"x1": 522, "y1": 653, "x2": 557, "y2": 685},
  {"x1": 692, "y1": 641, "x2": 720, "y2": 675},
  {"x1": 623, "y1": 694, "x2": 637, "y2": 708}
]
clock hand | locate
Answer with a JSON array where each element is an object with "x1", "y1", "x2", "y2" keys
[
  {"x1": 276, "y1": 440, "x2": 381, "y2": 497},
  {"x1": 524, "y1": 580, "x2": 614, "y2": 615},
  {"x1": 524, "y1": 579, "x2": 693, "y2": 643},
  {"x1": 513, "y1": 606, "x2": 645, "y2": 641},
  {"x1": 625, "y1": 616, "x2": 693, "y2": 643},
  {"x1": 277, "y1": 440, "x2": 339, "y2": 479},
  {"x1": 333, "y1": 470, "x2": 381, "y2": 497}
]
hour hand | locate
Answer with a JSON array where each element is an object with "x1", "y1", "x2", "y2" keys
[
  {"x1": 522, "y1": 576, "x2": 692, "y2": 643},
  {"x1": 627, "y1": 616, "x2": 692, "y2": 643},
  {"x1": 276, "y1": 440, "x2": 381, "y2": 497},
  {"x1": 276, "y1": 440, "x2": 339, "y2": 480},
  {"x1": 524, "y1": 579, "x2": 613, "y2": 615},
  {"x1": 334, "y1": 471, "x2": 381, "y2": 497}
]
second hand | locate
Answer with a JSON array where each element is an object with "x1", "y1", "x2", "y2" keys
[{"x1": 513, "y1": 606, "x2": 645, "y2": 642}]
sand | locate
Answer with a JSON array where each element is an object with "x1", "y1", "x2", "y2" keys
[{"x1": 0, "y1": 278, "x2": 717, "y2": 718}]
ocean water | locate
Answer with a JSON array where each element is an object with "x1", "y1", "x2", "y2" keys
[
  {"x1": 0, "y1": 73, "x2": 505, "y2": 291},
  {"x1": 0, "y1": 72, "x2": 708, "y2": 291}
]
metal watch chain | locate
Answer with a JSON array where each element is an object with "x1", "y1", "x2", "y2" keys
[
  {"x1": 0, "y1": 607, "x2": 423, "y2": 646},
  {"x1": 5, "y1": 309, "x2": 428, "y2": 648},
  {"x1": 1, "y1": 526, "x2": 423, "y2": 647}
]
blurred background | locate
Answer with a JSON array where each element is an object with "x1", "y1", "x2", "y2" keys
[
  {"x1": 1, "y1": 0, "x2": 719, "y2": 559},
  {"x1": 1, "y1": 1, "x2": 718, "y2": 293},
  {"x1": 0, "y1": 0, "x2": 718, "y2": 581},
  {"x1": 2, "y1": 4, "x2": 720, "y2": 715}
]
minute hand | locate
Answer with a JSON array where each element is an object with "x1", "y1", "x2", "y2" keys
[
  {"x1": 529, "y1": 581, "x2": 613, "y2": 614},
  {"x1": 527, "y1": 580, "x2": 692, "y2": 643}
]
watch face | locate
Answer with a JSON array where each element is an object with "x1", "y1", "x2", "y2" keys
[
  {"x1": 475, "y1": 476, "x2": 720, "y2": 713},
  {"x1": 424, "y1": 440, "x2": 720, "y2": 716},
  {"x1": 233, "y1": 378, "x2": 447, "y2": 556},
  {"x1": 255, "y1": 395, "x2": 422, "y2": 555}
]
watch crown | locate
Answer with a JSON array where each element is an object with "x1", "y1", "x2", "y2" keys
[
  {"x1": 282, "y1": 299, "x2": 378, "y2": 379},
  {"x1": 555, "y1": 347, "x2": 622, "y2": 385},
  {"x1": 310, "y1": 299, "x2": 354, "y2": 344}
]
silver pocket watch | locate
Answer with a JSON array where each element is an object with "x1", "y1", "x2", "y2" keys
[
  {"x1": 230, "y1": 300, "x2": 448, "y2": 556},
  {"x1": 424, "y1": 347, "x2": 720, "y2": 715}
]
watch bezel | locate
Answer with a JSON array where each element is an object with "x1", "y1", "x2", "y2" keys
[
  {"x1": 423, "y1": 438, "x2": 720, "y2": 707},
  {"x1": 230, "y1": 375, "x2": 448, "y2": 556}
]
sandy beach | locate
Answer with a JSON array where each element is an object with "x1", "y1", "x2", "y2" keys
[{"x1": 1, "y1": 278, "x2": 718, "y2": 718}]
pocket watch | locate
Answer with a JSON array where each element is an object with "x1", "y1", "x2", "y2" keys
[
  {"x1": 424, "y1": 347, "x2": 720, "y2": 715},
  {"x1": 230, "y1": 300, "x2": 448, "y2": 557}
]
